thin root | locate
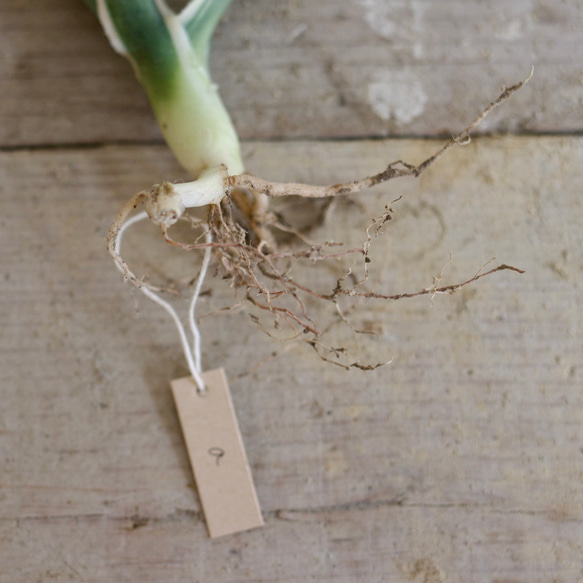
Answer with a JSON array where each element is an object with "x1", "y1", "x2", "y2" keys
[
  {"x1": 229, "y1": 69, "x2": 534, "y2": 199},
  {"x1": 107, "y1": 71, "x2": 532, "y2": 370}
]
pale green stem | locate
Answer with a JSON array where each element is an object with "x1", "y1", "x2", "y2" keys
[{"x1": 86, "y1": 0, "x2": 243, "y2": 178}]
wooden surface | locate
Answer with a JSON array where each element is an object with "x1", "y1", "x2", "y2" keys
[
  {"x1": 2, "y1": 0, "x2": 583, "y2": 146},
  {"x1": 1, "y1": 2, "x2": 582, "y2": 582}
]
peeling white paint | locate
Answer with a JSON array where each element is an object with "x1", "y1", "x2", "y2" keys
[
  {"x1": 367, "y1": 69, "x2": 427, "y2": 125},
  {"x1": 494, "y1": 19, "x2": 525, "y2": 41},
  {"x1": 288, "y1": 23, "x2": 308, "y2": 44},
  {"x1": 357, "y1": 0, "x2": 427, "y2": 58},
  {"x1": 359, "y1": 0, "x2": 401, "y2": 39}
]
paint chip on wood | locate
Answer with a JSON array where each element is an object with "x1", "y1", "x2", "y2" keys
[{"x1": 367, "y1": 70, "x2": 427, "y2": 125}]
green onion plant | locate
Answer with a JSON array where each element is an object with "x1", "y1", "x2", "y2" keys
[{"x1": 86, "y1": 0, "x2": 531, "y2": 367}]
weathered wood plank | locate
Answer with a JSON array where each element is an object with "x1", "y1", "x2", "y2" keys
[
  {"x1": 0, "y1": 136, "x2": 582, "y2": 580},
  {"x1": 0, "y1": 0, "x2": 580, "y2": 147},
  {"x1": 2, "y1": 506, "x2": 582, "y2": 583}
]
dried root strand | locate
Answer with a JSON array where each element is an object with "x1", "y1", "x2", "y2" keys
[
  {"x1": 106, "y1": 191, "x2": 149, "y2": 288},
  {"x1": 330, "y1": 263, "x2": 525, "y2": 303},
  {"x1": 107, "y1": 71, "x2": 532, "y2": 369},
  {"x1": 229, "y1": 69, "x2": 534, "y2": 201},
  {"x1": 306, "y1": 339, "x2": 391, "y2": 371}
]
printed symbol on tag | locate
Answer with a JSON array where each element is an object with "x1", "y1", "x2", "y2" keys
[{"x1": 208, "y1": 447, "x2": 225, "y2": 466}]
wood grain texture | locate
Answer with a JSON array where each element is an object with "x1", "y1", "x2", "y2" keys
[
  {"x1": 2, "y1": 1, "x2": 582, "y2": 580},
  {"x1": 1, "y1": 137, "x2": 582, "y2": 581},
  {"x1": 0, "y1": 0, "x2": 581, "y2": 148}
]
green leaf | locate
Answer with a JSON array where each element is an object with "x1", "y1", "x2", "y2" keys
[
  {"x1": 104, "y1": 0, "x2": 179, "y2": 102},
  {"x1": 181, "y1": 0, "x2": 234, "y2": 64},
  {"x1": 83, "y1": 0, "x2": 243, "y2": 176},
  {"x1": 82, "y1": 0, "x2": 97, "y2": 15}
]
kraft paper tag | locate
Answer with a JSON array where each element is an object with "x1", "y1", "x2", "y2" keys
[{"x1": 171, "y1": 369, "x2": 263, "y2": 538}]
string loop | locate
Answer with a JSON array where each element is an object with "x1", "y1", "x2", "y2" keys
[{"x1": 115, "y1": 212, "x2": 211, "y2": 394}]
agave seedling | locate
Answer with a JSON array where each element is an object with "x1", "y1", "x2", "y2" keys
[{"x1": 85, "y1": 0, "x2": 530, "y2": 375}]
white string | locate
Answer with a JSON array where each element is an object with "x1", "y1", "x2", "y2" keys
[
  {"x1": 115, "y1": 211, "x2": 211, "y2": 394},
  {"x1": 189, "y1": 229, "x2": 212, "y2": 373}
]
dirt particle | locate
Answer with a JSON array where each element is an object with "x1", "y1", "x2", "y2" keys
[{"x1": 399, "y1": 558, "x2": 445, "y2": 583}]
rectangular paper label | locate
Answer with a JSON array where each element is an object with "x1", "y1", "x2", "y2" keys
[{"x1": 171, "y1": 369, "x2": 263, "y2": 538}]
